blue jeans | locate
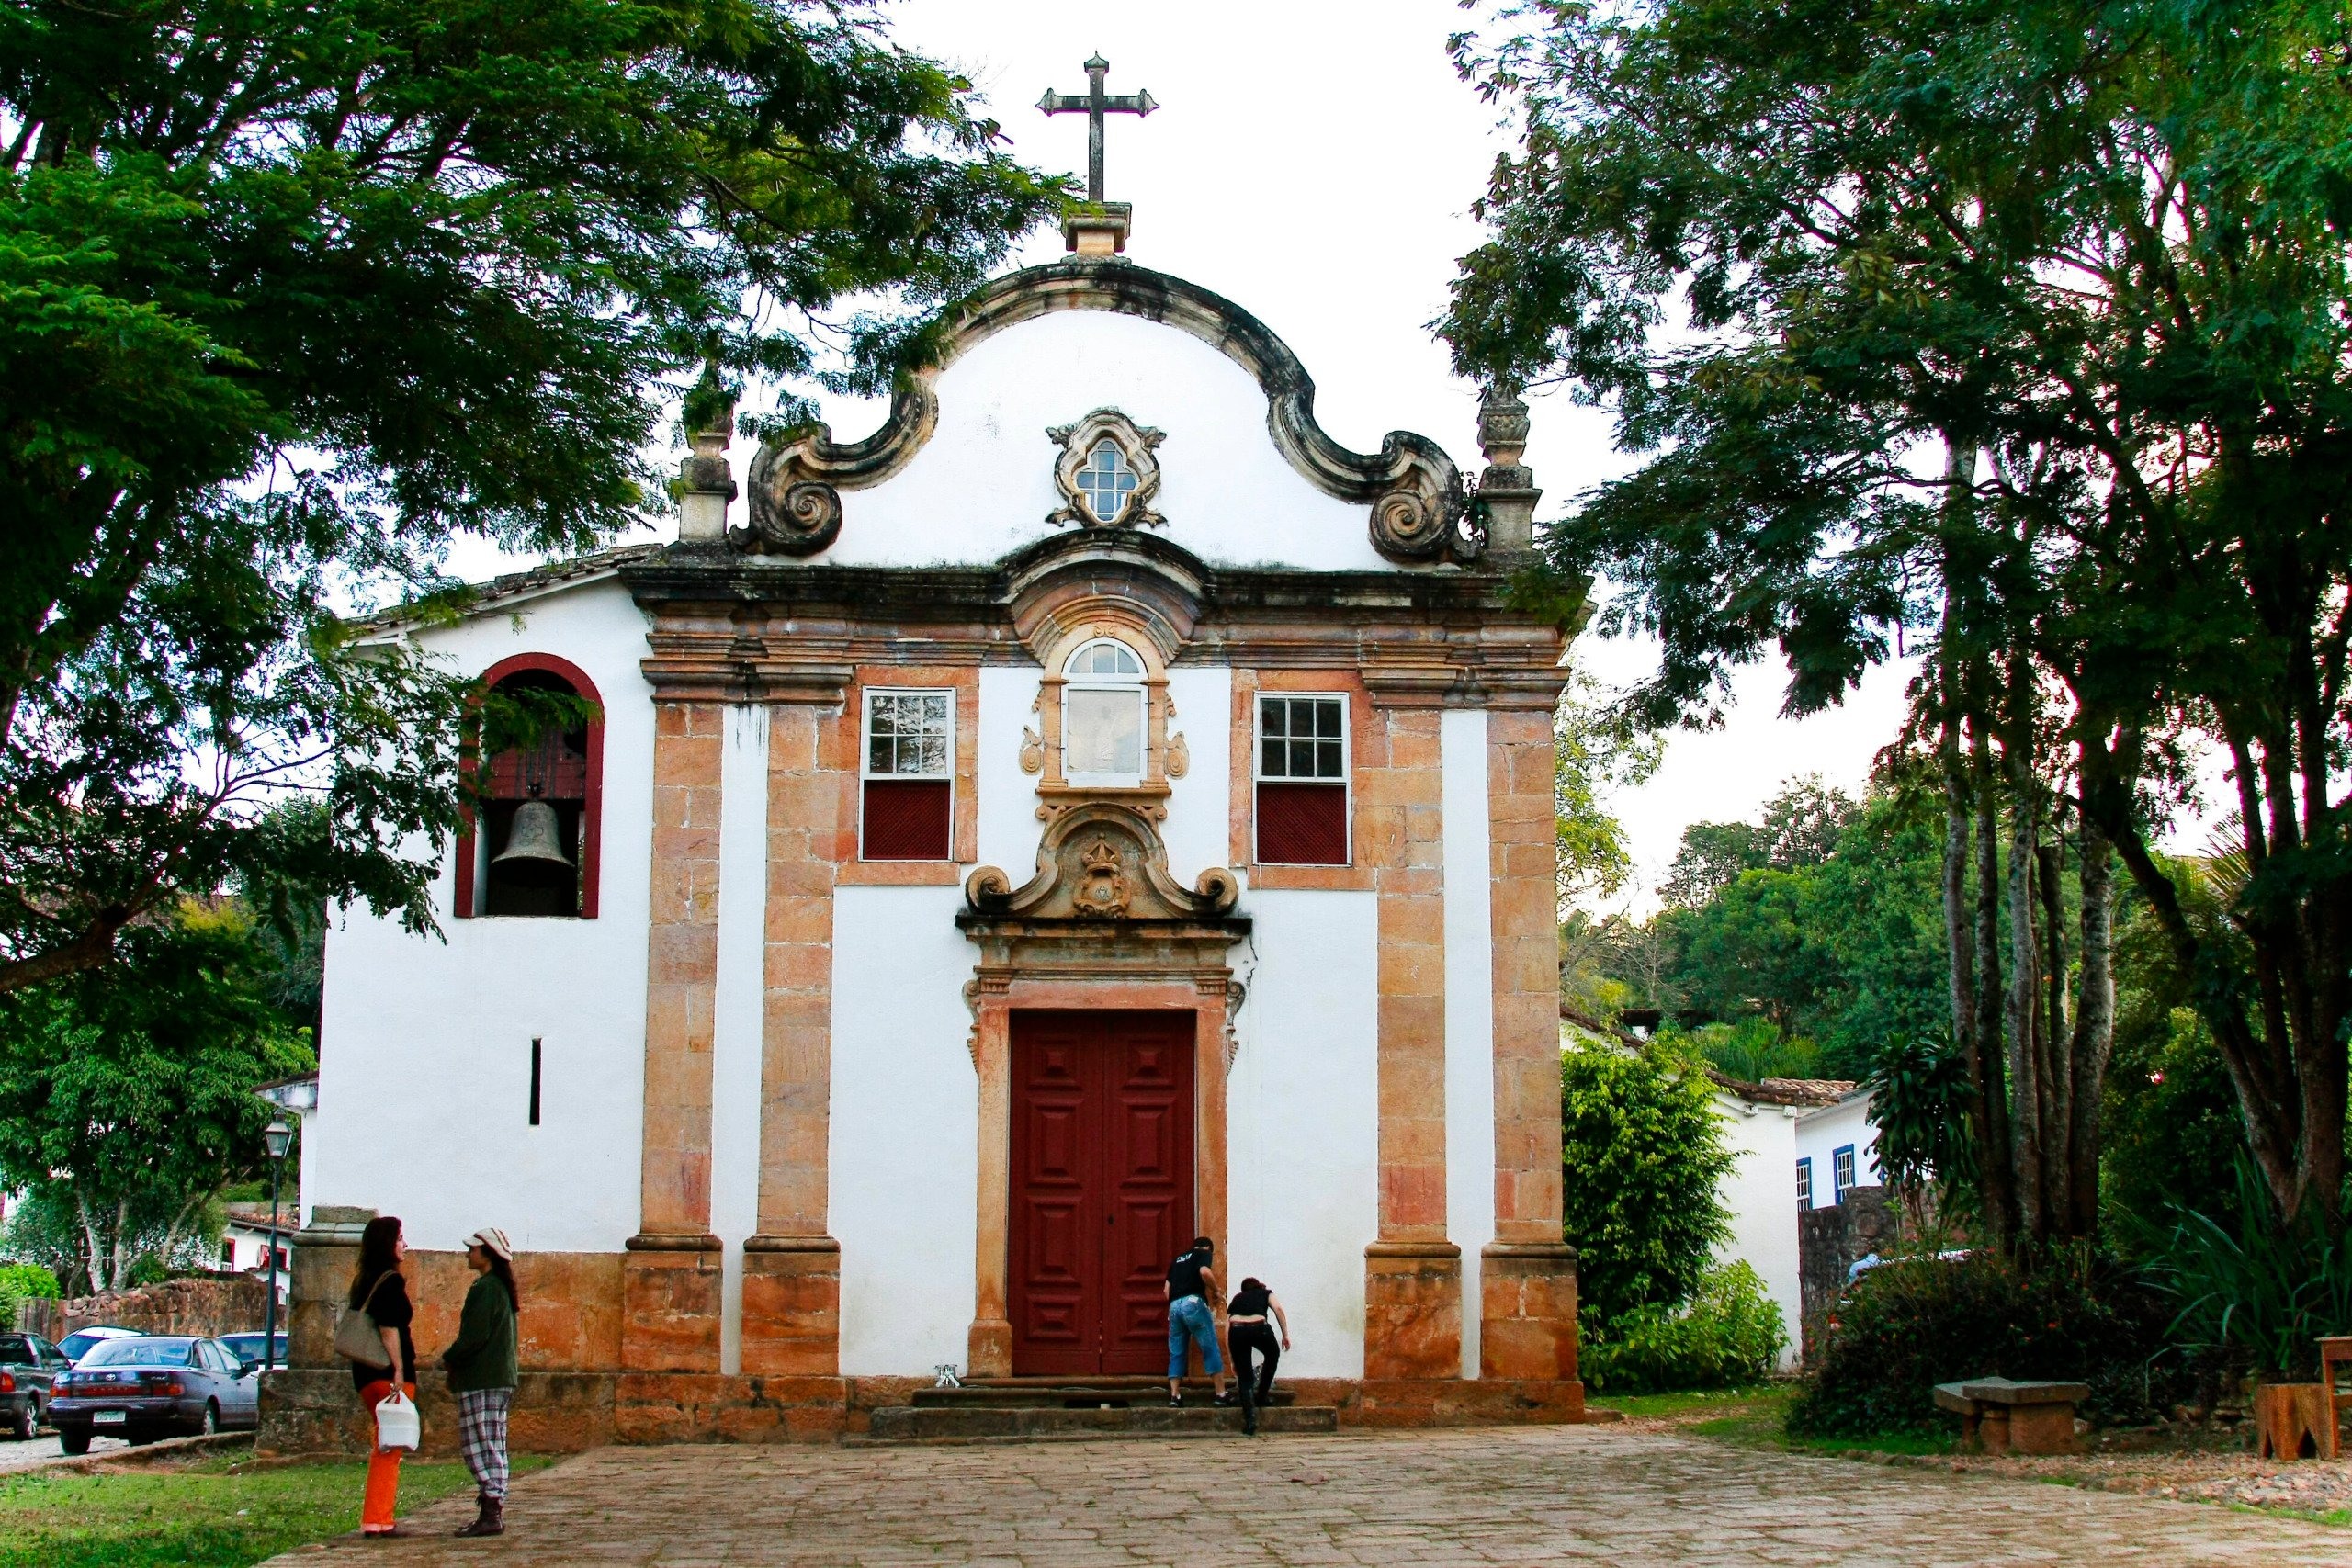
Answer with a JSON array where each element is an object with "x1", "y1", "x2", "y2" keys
[{"x1": 1167, "y1": 1295, "x2": 1222, "y2": 1379}]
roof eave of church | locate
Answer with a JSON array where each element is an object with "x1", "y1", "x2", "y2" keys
[{"x1": 345, "y1": 541, "x2": 663, "y2": 639}]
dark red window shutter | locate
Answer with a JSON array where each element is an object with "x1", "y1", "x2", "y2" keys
[
  {"x1": 863, "y1": 779, "x2": 952, "y2": 860},
  {"x1": 1256, "y1": 782, "x2": 1349, "y2": 865}
]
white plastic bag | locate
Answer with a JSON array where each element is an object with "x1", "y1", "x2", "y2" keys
[{"x1": 373, "y1": 1388, "x2": 421, "y2": 1452}]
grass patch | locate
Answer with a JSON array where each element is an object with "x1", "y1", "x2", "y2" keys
[
  {"x1": 1585, "y1": 1384, "x2": 1791, "y2": 1421},
  {"x1": 0, "y1": 1451, "x2": 552, "y2": 1568},
  {"x1": 1589, "y1": 1382, "x2": 1960, "y2": 1458}
]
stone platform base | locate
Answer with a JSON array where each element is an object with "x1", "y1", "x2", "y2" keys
[{"x1": 259, "y1": 1370, "x2": 1588, "y2": 1455}]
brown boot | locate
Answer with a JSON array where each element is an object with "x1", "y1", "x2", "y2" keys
[{"x1": 454, "y1": 1496, "x2": 504, "y2": 1537}]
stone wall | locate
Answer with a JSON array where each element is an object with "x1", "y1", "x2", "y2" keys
[
  {"x1": 16, "y1": 1274, "x2": 268, "y2": 1343},
  {"x1": 1796, "y1": 1184, "x2": 1902, "y2": 1363}
]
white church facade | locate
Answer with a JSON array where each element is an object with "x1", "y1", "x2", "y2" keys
[{"x1": 273, "y1": 238, "x2": 1585, "y2": 1446}]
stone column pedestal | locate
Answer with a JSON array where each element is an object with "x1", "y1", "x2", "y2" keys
[
  {"x1": 1479, "y1": 1240, "x2": 1579, "y2": 1382},
  {"x1": 741, "y1": 1235, "x2": 841, "y2": 1375},
  {"x1": 1363, "y1": 1240, "x2": 1463, "y2": 1381},
  {"x1": 621, "y1": 1234, "x2": 723, "y2": 1372}
]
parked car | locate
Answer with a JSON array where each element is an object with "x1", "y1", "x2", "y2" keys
[
  {"x1": 0, "y1": 1332, "x2": 70, "y2": 1440},
  {"x1": 217, "y1": 1331, "x2": 288, "y2": 1371},
  {"x1": 49, "y1": 1336, "x2": 261, "y2": 1452},
  {"x1": 56, "y1": 1325, "x2": 140, "y2": 1366}
]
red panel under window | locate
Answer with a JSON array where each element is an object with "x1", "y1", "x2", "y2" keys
[
  {"x1": 1257, "y1": 782, "x2": 1349, "y2": 865},
  {"x1": 864, "y1": 779, "x2": 952, "y2": 860}
]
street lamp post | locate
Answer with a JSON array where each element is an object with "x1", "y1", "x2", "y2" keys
[{"x1": 261, "y1": 1120, "x2": 293, "y2": 1376}]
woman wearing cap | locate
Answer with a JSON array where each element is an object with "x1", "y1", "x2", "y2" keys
[{"x1": 441, "y1": 1228, "x2": 520, "y2": 1538}]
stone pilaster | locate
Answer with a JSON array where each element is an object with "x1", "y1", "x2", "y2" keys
[
  {"x1": 741, "y1": 701, "x2": 851, "y2": 1374},
  {"x1": 626, "y1": 699, "x2": 725, "y2": 1371},
  {"x1": 1360, "y1": 705, "x2": 1461, "y2": 1379},
  {"x1": 1482, "y1": 706, "x2": 1579, "y2": 1380}
]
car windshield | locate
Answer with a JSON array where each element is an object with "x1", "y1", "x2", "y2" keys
[
  {"x1": 0, "y1": 1337, "x2": 30, "y2": 1365},
  {"x1": 82, "y1": 1337, "x2": 195, "y2": 1368}
]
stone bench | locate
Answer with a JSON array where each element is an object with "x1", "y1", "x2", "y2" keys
[{"x1": 1933, "y1": 1377, "x2": 2088, "y2": 1455}]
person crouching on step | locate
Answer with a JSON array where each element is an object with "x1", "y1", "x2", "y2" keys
[{"x1": 442, "y1": 1227, "x2": 520, "y2": 1538}]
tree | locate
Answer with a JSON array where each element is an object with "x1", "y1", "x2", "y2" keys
[
  {"x1": 0, "y1": 903, "x2": 314, "y2": 1291},
  {"x1": 1555, "y1": 665, "x2": 1662, "y2": 909},
  {"x1": 1560, "y1": 1040, "x2": 1733, "y2": 1324},
  {"x1": 0, "y1": 0, "x2": 1062, "y2": 995},
  {"x1": 1445, "y1": 0, "x2": 2352, "y2": 1239},
  {"x1": 1659, "y1": 777, "x2": 1855, "y2": 908}
]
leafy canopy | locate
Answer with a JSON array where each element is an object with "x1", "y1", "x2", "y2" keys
[
  {"x1": 0, "y1": 902, "x2": 313, "y2": 1292},
  {"x1": 0, "y1": 0, "x2": 1062, "y2": 993},
  {"x1": 1446, "y1": 0, "x2": 2352, "y2": 1228}
]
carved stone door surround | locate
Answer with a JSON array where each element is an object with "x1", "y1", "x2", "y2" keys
[{"x1": 956, "y1": 801, "x2": 1249, "y2": 1377}]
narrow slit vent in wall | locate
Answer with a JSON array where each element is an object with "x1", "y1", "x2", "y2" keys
[{"x1": 528, "y1": 1037, "x2": 543, "y2": 1126}]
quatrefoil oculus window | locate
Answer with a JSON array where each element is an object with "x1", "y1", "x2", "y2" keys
[
  {"x1": 1061, "y1": 639, "x2": 1147, "y2": 785},
  {"x1": 1076, "y1": 440, "x2": 1139, "y2": 523},
  {"x1": 1046, "y1": 409, "x2": 1165, "y2": 529}
]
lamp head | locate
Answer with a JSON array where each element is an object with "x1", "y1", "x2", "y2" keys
[{"x1": 264, "y1": 1120, "x2": 293, "y2": 1161}]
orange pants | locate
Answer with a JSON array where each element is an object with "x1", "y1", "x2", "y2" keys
[{"x1": 358, "y1": 1381, "x2": 417, "y2": 1533}]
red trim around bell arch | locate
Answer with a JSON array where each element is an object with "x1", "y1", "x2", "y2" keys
[{"x1": 454, "y1": 651, "x2": 605, "y2": 920}]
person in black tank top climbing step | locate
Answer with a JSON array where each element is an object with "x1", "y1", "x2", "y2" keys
[
  {"x1": 1164, "y1": 1237, "x2": 1230, "y2": 1407},
  {"x1": 1225, "y1": 1277, "x2": 1291, "y2": 1436}
]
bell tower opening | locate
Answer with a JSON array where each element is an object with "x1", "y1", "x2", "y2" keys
[{"x1": 456, "y1": 654, "x2": 605, "y2": 920}]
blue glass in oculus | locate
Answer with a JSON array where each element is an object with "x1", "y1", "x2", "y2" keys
[{"x1": 1077, "y1": 438, "x2": 1140, "y2": 523}]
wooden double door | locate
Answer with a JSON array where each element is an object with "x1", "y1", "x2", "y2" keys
[{"x1": 1008, "y1": 1010, "x2": 1196, "y2": 1377}]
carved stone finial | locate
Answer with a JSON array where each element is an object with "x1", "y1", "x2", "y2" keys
[
  {"x1": 676, "y1": 391, "x2": 738, "y2": 546},
  {"x1": 1475, "y1": 385, "x2": 1541, "y2": 560}
]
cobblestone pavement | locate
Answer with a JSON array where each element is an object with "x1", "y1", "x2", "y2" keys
[{"x1": 266, "y1": 1426, "x2": 2352, "y2": 1566}]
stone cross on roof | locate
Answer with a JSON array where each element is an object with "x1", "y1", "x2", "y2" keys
[{"x1": 1038, "y1": 54, "x2": 1157, "y2": 205}]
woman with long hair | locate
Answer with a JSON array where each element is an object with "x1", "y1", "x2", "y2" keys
[
  {"x1": 442, "y1": 1227, "x2": 522, "y2": 1538},
  {"x1": 345, "y1": 1215, "x2": 416, "y2": 1537}
]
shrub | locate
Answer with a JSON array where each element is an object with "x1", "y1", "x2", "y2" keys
[
  {"x1": 1581, "y1": 1261, "x2": 1788, "y2": 1393},
  {"x1": 1787, "y1": 1247, "x2": 2177, "y2": 1436},
  {"x1": 2144, "y1": 1155, "x2": 2352, "y2": 1380},
  {"x1": 1561, "y1": 1039, "x2": 1733, "y2": 1324},
  {"x1": 0, "y1": 1261, "x2": 62, "y2": 1328}
]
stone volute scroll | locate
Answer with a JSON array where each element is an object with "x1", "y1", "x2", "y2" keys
[
  {"x1": 735, "y1": 383, "x2": 942, "y2": 557},
  {"x1": 1046, "y1": 409, "x2": 1165, "y2": 529}
]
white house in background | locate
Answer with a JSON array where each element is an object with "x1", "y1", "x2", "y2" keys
[
  {"x1": 1792, "y1": 1088, "x2": 1883, "y2": 1211},
  {"x1": 220, "y1": 1203, "x2": 294, "y2": 1304},
  {"x1": 1562, "y1": 1010, "x2": 1867, "y2": 1370}
]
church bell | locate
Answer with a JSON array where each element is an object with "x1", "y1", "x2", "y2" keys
[{"x1": 494, "y1": 799, "x2": 573, "y2": 867}]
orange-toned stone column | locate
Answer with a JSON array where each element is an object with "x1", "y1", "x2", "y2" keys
[
  {"x1": 1481, "y1": 704, "x2": 1579, "y2": 1382},
  {"x1": 741, "y1": 701, "x2": 852, "y2": 1375},
  {"x1": 626, "y1": 700, "x2": 726, "y2": 1371},
  {"x1": 967, "y1": 984, "x2": 1012, "y2": 1377},
  {"x1": 1360, "y1": 704, "x2": 1462, "y2": 1380}
]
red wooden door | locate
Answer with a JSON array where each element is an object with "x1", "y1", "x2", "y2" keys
[{"x1": 1010, "y1": 1010, "x2": 1195, "y2": 1377}]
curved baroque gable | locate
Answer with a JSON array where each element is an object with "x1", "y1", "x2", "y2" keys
[{"x1": 740, "y1": 259, "x2": 1478, "y2": 566}]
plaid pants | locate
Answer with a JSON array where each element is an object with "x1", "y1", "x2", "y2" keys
[{"x1": 456, "y1": 1389, "x2": 512, "y2": 1500}]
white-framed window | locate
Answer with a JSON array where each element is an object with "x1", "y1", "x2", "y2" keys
[
  {"x1": 1061, "y1": 638, "x2": 1147, "y2": 786},
  {"x1": 1254, "y1": 694, "x2": 1351, "y2": 865},
  {"x1": 1795, "y1": 1158, "x2": 1813, "y2": 1212},
  {"x1": 1832, "y1": 1145, "x2": 1857, "y2": 1202},
  {"x1": 861, "y1": 688, "x2": 955, "y2": 860}
]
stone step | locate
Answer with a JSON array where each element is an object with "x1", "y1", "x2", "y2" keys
[
  {"x1": 863, "y1": 1403, "x2": 1338, "y2": 1444},
  {"x1": 911, "y1": 1380, "x2": 1297, "y2": 1409}
]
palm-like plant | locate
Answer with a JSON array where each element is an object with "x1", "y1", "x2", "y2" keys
[{"x1": 2149, "y1": 1156, "x2": 2352, "y2": 1380}]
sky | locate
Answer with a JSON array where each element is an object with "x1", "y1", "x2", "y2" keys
[{"x1": 452, "y1": 0, "x2": 1924, "y2": 911}]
